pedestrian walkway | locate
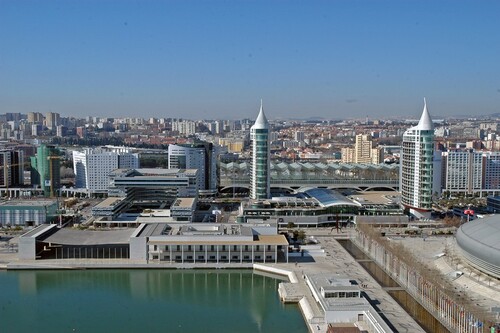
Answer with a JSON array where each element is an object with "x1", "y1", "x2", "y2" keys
[{"x1": 264, "y1": 233, "x2": 425, "y2": 333}]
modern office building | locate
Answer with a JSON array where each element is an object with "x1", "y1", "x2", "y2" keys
[
  {"x1": 72, "y1": 147, "x2": 139, "y2": 195},
  {"x1": 0, "y1": 148, "x2": 24, "y2": 189},
  {"x1": 400, "y1": 100, "x2": 435, "y2": 218},
  {"x1": 168, "y1": 143, "x2": 218, "y2": 194},
  {"x1": 30, "y1": 144, "x2": 61, "y2": 197},
  {"x1": 108, "y1": 168, "x2": 198, "y2": 207},
  {"x1": 250, "y1": 100, "x2": 271, "y2": 200}
]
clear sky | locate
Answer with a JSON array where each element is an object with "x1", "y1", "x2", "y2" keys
[{"x1": 1, "y1": 0, "x2": 499, "y2": 120}]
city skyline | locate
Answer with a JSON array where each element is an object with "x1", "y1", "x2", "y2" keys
[{"x1": 1, "y1": 1, "x2": 500, "y2": 119}]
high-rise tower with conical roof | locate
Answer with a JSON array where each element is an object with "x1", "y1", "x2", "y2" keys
[
  {"x1": 250, "y1": 100, "x2": 271, "y2": 199},
  {"x1": 400, "y1": 99, "x2": 435, "y2": 218}
]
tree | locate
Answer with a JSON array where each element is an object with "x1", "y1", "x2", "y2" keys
[{"x1": 297, "y1": 230, "x2": 306, "y2": 244}]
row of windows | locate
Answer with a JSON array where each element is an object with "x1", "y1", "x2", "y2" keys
[
  {"x1": 153, "y1": 245, "x2": 274, "y2": 252},
  {"x1": 152, "y1": 255, "x2": 275, "y2": 261},
  {"x1": 324, "y1": 291, "x2": 359, "y2": 298}
]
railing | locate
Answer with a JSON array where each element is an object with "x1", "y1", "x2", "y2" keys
[{"x1": 351, "y1": 230, "x2": 490, "y2": 333}]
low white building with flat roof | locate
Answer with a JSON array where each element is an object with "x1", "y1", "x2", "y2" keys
[
  {"x1": 305, "y1": 274, "x2": 392, "y2": 333},
  {"x1": 130, "y1": 222, "x2": 289, "y2": 264},
  {"x1": 170, "y1": 197, "x2": 197, "y2": 222}
]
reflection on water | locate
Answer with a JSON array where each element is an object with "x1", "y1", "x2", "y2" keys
[
  {"x1": 0, "y1": 269, "x2": 306, "y2": 333},
  {"x1": 388, "y1": 290, "x2": 450, "y2": 333},
  {"x1": 338, "y1": 239, "x2": 449, "y2": 333}
]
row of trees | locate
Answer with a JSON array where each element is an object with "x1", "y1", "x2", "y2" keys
[{"x1": 356, "y1": 224, "x2": 494, "y2": 329}]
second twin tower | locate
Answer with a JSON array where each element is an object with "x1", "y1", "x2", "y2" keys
[{"x1": 250, "y1": 100, "x2": 271, "y2": 200}]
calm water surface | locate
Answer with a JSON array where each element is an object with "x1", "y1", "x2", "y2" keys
[{"x1": 0, "y1": 269, "x2": 307, "y2": 333}]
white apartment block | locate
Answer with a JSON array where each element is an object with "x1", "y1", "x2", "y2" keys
[
  {"x1": 73, "y1": 147, "x2": 139, "y2": 194},
  {"x1": 439, "y1": 150, "x2": 500, "y2": 196},
  {"x1": 442, "y1": 150, "x2": 482, "y2": 195},
  {"x1": 172, "y1": 120, "x2": 196, "y2": 136}
]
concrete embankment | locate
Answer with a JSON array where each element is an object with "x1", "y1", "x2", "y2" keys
[{"x1": 253, "y1": 263, "x2": 325, "y2": 333}]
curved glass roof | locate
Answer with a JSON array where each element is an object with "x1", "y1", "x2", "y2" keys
[{"x1": 299, "y1": 188, "x2": 361, "y2": 208}]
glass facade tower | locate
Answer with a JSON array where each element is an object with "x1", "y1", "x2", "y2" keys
[
  {"x1": 30, "y1": 144, "x2": 61, "y2": 197},
  {"x1": 250, "y1": 101, "x2": 270, "y2": 200},
  {"x1": 401, "y1": 100, "x2": 434, "y2": 217}
]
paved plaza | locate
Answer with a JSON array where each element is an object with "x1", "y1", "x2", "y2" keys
[{"x1": 389, "y1": 234, "x2": 500, "y2": 320}]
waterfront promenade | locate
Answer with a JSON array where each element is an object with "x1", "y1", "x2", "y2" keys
[{"x1": 1, "y1": 228, "x2": 425, "y2": 333}]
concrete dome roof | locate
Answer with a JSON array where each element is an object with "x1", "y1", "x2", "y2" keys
[{"x1": 456, "y1": 214, "x2": 500, "y2": 278}]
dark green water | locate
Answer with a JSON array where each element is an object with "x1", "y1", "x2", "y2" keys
[{"x1": 0, "y1": 269, "x2": 307, "y2": 333}]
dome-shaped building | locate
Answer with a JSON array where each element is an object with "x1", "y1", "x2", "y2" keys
[{"x1": 456, "y1": 215, "x2": 500, "y2": 278}]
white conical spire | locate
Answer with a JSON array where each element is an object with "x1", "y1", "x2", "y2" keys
[
  {"x1": 252, "y1": 99, "x2": 269, "y2": 129},
  {"x1": 416, "y1": 98, "x2": 434, "y2": 130}
]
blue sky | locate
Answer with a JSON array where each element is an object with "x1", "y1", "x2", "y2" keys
[{"x1": 1, "y1": 0, "x2": 499, "y2": 120}]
